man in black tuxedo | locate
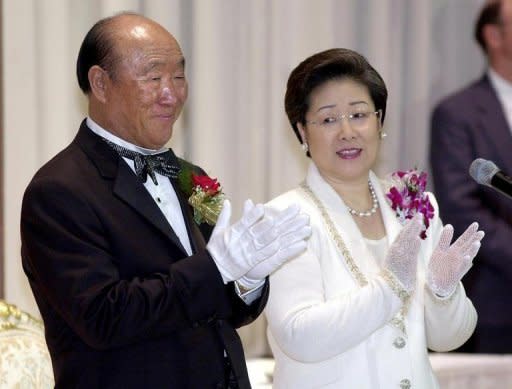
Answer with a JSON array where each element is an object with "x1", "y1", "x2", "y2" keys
[
  {"x1": 430, "y1": 0, "x2": 512, "y2": 353},
  {"x1": 20, "y1": 13, "x2": 310, "y2": 388}
]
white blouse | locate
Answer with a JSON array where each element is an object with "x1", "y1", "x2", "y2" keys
[{"x1": 364, "y1": 236, "x2": 388, "y2": 267}]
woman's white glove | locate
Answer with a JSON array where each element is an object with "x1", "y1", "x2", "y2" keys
[
  {"x1": 207, "y1": 199, "x2": 310, "y2": 284},
  {"x1": 383, "y1": 214, "x2": 423, "y2": 293},
  {"x1": 427, "y1": 222, "x2": 484, "y2": 297}
]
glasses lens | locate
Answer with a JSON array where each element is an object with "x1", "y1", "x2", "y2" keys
[
  {"x1": 310, "y1": 110, "x2": 380, "y2": 130},
  {"x1": 349, "y1": 112, "x2": 371, "y2": 130}
]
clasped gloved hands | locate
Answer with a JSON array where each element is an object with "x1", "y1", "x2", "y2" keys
[
  {"x1": 427, "y1": 222, "x2": 484, "y2": 297},
  {"x1": 207, "y1": 199, "x2": 311, "y2": 289}
]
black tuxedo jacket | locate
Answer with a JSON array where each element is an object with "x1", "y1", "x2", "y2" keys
[
  {"x1": 21, "y1": 120, "x2": 268, "y2": 388},
  {"x1": 430, "y1": 75, "x2": 512, "y2": 329}
]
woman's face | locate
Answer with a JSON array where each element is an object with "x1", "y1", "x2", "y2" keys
[{"x1": 298, "y1": 78, "x2": 382, "y2": 184}]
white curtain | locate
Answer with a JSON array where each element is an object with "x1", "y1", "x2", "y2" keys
[{"x1": 3, "y1": 0, "x2": 485, "y2": 357}]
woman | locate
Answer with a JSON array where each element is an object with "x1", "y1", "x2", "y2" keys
[{"x1": 264, "y1": 48, "x2": 484, "y2": 389}]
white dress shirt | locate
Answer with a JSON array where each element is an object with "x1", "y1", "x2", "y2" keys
[
  {"x1": 364, "y1": 236, "x2": 388, "y2": 267},
  {"x1": 488, "y1": 68, "x2": 512, "y2": 136}
]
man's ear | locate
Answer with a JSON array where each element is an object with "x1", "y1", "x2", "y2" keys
[
  {"x1": 88, "y1": 65, "x2": 109, "y2": 103},
  {"x1": 483, "y1": 24, "x2": 501, "y2": 51}
]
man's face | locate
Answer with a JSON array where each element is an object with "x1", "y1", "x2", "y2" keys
[
  {"x1": 498, "y1": 0, "x2": 512, "y2": 62},
  {"x1": 103, "y1": 18, "x2": 188, "y2": 149}
]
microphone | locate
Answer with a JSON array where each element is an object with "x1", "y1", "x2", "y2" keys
[{"x1": 469, "y1": 158, "x2": 512, "y2": 200}]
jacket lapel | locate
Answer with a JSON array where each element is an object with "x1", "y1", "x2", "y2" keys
[
  {"x1": 305, "y1": 164, "x2": 408, "y2": 277},
  {"x1": 306, "y1": 163, "x2": 380, "y2": 276},
  {"x1": 169, "y1": 177, "x2": 206, "y2": 254},
  {"x1": 370, "y1": 171, "x2": 402, "y2": 249},
  {"x1": 113, "y1": 164, "x2": 188, "y2": 253},
  {"x1": 75, "y1": 120, "x2": 189, "y2": 255}
]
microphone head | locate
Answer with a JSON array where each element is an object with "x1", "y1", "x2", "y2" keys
[{"x1": 469, "y1": 158, "x2": 499, "y2": 186}]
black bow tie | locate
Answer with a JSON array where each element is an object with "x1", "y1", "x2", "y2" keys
[{"x1": 104, "y1": 140, "x2": 180, "y2": 185}]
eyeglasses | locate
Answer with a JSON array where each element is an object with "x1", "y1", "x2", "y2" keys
[{"x1": 306, "y1": 109, "x2": 382, "y2": 131}]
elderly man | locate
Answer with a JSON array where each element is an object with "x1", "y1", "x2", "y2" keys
[{"x1": 20, "y1": 12, "x2": 310, "y2": 388}]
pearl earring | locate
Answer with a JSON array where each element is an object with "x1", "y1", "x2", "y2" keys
[
  {"x1": 301, "y1": 143, "x2": 309, "y2": 152},
  {"x1": 379, "y1": 132, "x2": 387, "y2": 139}
]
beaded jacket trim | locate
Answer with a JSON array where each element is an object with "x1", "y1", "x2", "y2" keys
[{"x1": 300, "y1": 181, "x2": 409, "y2": 335}]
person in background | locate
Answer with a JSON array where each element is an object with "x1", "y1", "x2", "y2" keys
[
  {"x1": 264, "y1": 48, "x2": 484, "y2": 388},
  {"x1": 430, "y1": 0, "x2": 512, "y2": 353},
  {"x1": 20, "y1": 12, "x2": 311, "y2": 388}
]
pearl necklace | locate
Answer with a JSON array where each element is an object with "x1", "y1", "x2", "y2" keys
[{"x1": 346, "y1": 180, "x2": 379, "y2": 217}]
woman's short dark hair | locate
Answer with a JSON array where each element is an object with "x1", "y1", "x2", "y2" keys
[
  {"x1": 474, "y1": 0, "x2": 502, "y2": 53},
  {"x1": 284, "y1": 48, "x2": 388, "y2": 146},
  {"x1": 76, "y1": 13, "x2": 138, "y2": 94}
]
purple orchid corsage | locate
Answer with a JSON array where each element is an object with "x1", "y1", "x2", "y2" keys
[{"x1": 386, "y1": 169, "x2": 434, "y2": 239}]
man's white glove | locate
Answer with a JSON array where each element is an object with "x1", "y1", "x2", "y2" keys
[
  {"x1": 383, "y1": 214, "x2": 423, "y2": 293},
  {"x1": 427, "y1": 222, "x2": 484, "y2": 297},
  {"x1": 237, "y1": 205, "x2": 311, "y2": 288},
  {"x1": 207, "y1": 199, "x2": 310, "y2": 284}
]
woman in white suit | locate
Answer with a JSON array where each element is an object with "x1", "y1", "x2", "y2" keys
[{"x1": 265, "y1": 48, "x2": 484, "y2": 389}]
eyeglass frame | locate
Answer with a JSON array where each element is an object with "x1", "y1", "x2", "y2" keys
[{"x1": 305, "y1": 109, "x2": 383, "y2": 129}]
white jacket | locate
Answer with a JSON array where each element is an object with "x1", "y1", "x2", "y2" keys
[{"x1": 265, "y1": 163, "x2": 477, "y2": 389}]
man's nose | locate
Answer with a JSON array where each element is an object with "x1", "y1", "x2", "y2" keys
[
  {"x1": 160, "y1": 87, "x2": 177, "y2": 104},
  {"x1": 159, "y1": 82, "x2": 179, "y2": 105}
]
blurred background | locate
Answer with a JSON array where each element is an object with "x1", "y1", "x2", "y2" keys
[{"x1": 2, "y1": 0, "x2": 486, "y2": 356}]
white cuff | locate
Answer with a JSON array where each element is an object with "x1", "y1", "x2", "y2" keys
[{"x1": 234, "y1": 279, "x2": 265, "y2": 305}]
